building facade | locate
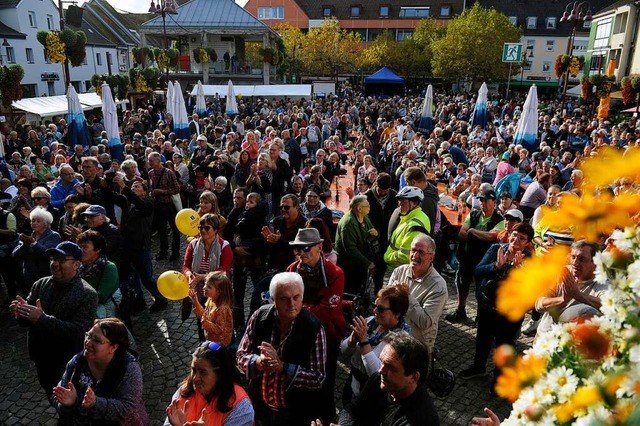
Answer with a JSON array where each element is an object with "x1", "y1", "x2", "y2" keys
[
  {"x1": 244, "y1": 0, "x2": 464, "y2": 41},
  {"x1": 0, "y1": 0, "x2": 118, "y2": 97}
]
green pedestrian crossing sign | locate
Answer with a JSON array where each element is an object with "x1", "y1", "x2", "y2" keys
[{"x1": 502, "y1": 43, "x2": 523, "y2": 63}]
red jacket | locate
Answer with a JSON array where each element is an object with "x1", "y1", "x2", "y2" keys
[{"x1": 287, "y1": 259, "x2": 346, "y2": 355}]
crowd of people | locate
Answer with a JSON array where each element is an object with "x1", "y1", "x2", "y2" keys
[{"x1": 1, "y1": 84, "x2": 635, "y2": 425}]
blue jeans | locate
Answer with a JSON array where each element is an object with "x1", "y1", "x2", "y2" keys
[{"x1": 130, "y1": 250, "x2": 165, "y2": 301}]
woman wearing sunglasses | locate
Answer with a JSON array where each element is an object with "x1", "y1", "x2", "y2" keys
[
  {"x1": 165, "y1": 341, "x2": 254, "y2": 426},
  {"x1": 52, "y1": 318, "x2": 148, "y2": 425},
  {"x1": 340, "y1": 284, "x2": 411, "y2": 403},
  {"x1": 183, "y1": 214, "x2": 233, "y2": 341}
]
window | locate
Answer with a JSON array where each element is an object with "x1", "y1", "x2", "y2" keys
[
  {"x1": 47, "y1": 14, "x2": 54, "y2": 30},
  {"x1": 609, "y1": 48, "x2": 621, "y2": 66},
  {"x1": 399, "y1": 7, "x2": 430, "y2": 18},
  {"x1": 47, "y1": 81, "x2": 55, "y2": 96},
  {"x1": 440, "y1": 5, "x2": 451, "y2": 17},
  {"x1": 43, "y1": 49, "x2": 50, "y2": 63},
  {"x1": 22, "y1": 84, "x2": 37, "y2": 98},
  {"x1": 526, "y1": 16, "x2": 537, "y2": 29},
  {"x1": 28, "y1": 11, "x2": 37, "y2": 27},
  {"x1": 257, "y1": 7, "x2": 284, "y2": 20},
  {"x1": 614, "y1": 12, "x2": 628, "y2": 34},
  {"x1": 322, "y1": 6, "x2": 332, "y2": 17},
  {"x1": 6, "y1": 47, "x2": 15, "y2": 63},
  {"x1": 96, "y1": 52, "x2": 102, "y2": 66},
  {"x1": 594, "y1": 18, "x2": 612, "y2": 50},
  {"x1": 368, "y1": 28, "x2": 384, "y2": 41},
  {"x1": 350, "y1": 6, "x2": 360, "y2": 18},
  {"x1": 379, "y1": 6, "x2": 389, "y2": 17},
  {"x1": 583, "y1": 20, "x2": 591, "y2": 29},
  {"x1": 524, "y1": 59, "x2": 533, "y2": 71},
  {"x1": 545, "y1": 40, "x2": 555, "y2": 52},
  {"x1": 396, "y1": 29, "x2": 414, "y2": 41},
  {"x1": 542, "y1": 61, "x2": 552, "y2": 73},
  {"x1": 590, "y1": 55, "x2": 604, "y2": 71},
  {"x1": 509, "y1": 16, "x2": 518, "y2": 26},
  {"x1": 26, "y1": 48, "x2": 34, "y2": 64},
  {"x1": 546, "y1": 17, "x2": 556, "y2": 29},
  {"x1": 526, "y1": 39, "x2": 536, "y2": 51}
]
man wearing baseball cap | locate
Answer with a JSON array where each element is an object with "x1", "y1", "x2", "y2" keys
[
  {"x1": 10, "y1": 241, "x2": 97, "y2": 398},
  {"x1": 446, "y1": 188, "x2": 504, "y2": 323}
]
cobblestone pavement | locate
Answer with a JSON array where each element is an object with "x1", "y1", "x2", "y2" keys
[{"x1": 0, "y1": 239, "x2": 533, "y2": 425}]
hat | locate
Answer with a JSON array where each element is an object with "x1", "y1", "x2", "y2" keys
[
  {"x1": 502, "y1": 152, "x2": 510, "y2": 160},
  {"x1": 197, "y1": 134, "x2": 207, "y2": 141},
  {"x1": 46, "y1": 241, "x2": 82, "y2": 261},
  {"x1": 443, "y1": 157, "x2": 453, "y2": 164},
  {"x1": 504, "y1": 209, "x2": 524, "y2": 222},
  {"x1": 289, "y1": 228, "x2": 324, "y2": 246},
  {"x1": 81, "y1": 205, "x2": 107, "y2": 217},
  {"x1": 478, "y1": 189, "x2": 497, "y2": 200},
  {"x1": 0, "y1": 191, "x2": 11, "y2": 201}
]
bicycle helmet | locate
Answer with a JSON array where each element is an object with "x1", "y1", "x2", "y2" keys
[{"x1": 396, "y1": 185, "x2": 424, "y2": 201}]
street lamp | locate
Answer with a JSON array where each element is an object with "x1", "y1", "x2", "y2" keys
[
  {"x1": 560, "y1": 1, "x2": 592, "y2": 113},
  {"x1": 148, "y1": 0, "x2": 178, "y2": 87},
  {"x1": 520, "y1": 46, "x2": 535, "y2": 89}
]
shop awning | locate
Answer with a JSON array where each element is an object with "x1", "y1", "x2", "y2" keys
[{"x1": 198, "y1": 84, "x2": 312, "y2": 98}]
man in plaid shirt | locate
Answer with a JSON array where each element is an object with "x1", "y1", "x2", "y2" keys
[
  {"x1": 147, "y1": 152, "x2": 181, "y2": 260},
  {"x1": 237, "y1": 272, "x2": 327, "y2": 426}
]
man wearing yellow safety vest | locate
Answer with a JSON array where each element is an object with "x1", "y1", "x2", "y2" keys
[{"x1": 384, "y1": 186, "x2": 431, "y2": 270}]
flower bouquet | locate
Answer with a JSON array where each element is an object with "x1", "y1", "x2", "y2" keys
[{"x1": 495, "y1": 147, "x2": 640, "y2": 425}]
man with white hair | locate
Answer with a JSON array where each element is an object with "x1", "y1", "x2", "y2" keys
[{"x1": 237, "y1": 272, "x2": 328, "y2": 425}]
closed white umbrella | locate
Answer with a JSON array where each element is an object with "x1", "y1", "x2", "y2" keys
[
  {"x1": 514, "y1": 84, "x2": 539, "y2": 152},
  {"x1": 195, "y1": 80, "x2": 206, "y2": 116},
  {"x1": 166, "y1": 80, "x2": 174, "y2": 119},
  {"x1": 66, "y1": 84, "x2": 91, "y2": 150},
  {"x1": 101, "y1": 82, "x2": 123, "y2": 160},
  {"x1": 470, "y1": 82, "x2": 489, "y2": 130},
  {"x1": 418, "y1": 84, "x2": 433, "y2": 134},
  {"x1": 225, "y1": 79, "x2": 238, "y2": 116},
  {"x1": 172, "y1": 81, "x2": 190, "y2": 139}
]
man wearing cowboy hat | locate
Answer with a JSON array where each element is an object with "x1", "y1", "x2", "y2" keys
[{"x1": 287, "y1": 227, "x2": 345, "y2": 424}]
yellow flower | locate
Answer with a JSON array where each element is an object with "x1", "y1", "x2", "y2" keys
[
  {"x1": 495, "y1": 354, "x2": 547, "y2": 402},
  {"x1": 497, "y1": 245, "x2": 570, "y2": 321},
  {"x1": 580, "y1": 146, "x2": 640, "y2": 191},
  {"x1": 157, "y1": 51, "x2": 169, "y2": 69},
  {"x1": 572, "y1": 385, "x2": 602, "y2": 409},
  {"x1": 46, "y1": 31, "x2": 66, "y2": 63},
  {"x1": 542, "y1": 191, "x2": 640, "y2": 243},
  {"x1": 553, "y1": 403, "x2": 575, "y2": 423}
]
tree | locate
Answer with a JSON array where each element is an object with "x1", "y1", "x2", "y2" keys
[
  {"x1": 358, "y1": 30, "x2": 399, "y2": 73},
  {"x1": 301, "y1": 18, "x2": 363, "y2": 80},
  {"x1": 432, "y1": 2, "x2": 521, "y2": 84},
  {"x1": 275, "y1": 23, "x2": 305, "y2": 80}
]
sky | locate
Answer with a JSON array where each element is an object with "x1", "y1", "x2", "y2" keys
[{"x1": 74, "y1": 0, "x2": 248, "y2": 14}]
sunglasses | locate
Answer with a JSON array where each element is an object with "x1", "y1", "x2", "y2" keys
[
  {"x1": 201, "y1": 341, "x2": 222, "y2": 351},
  {"x1": 85, "y1": 332, "x2": 110, "y2": 345},
  {"x1": 280, "y1": 205, "x2": 293, "y2": 210},
  {"x1": 372, "y1": 303, "x2": 391, "y2": 313},
  {"x1": 293, "y1": 244, "x2": 317, "y2": 253},
  {"x1": 198, "y1": 225, "x2": 213, "y2": 231}
]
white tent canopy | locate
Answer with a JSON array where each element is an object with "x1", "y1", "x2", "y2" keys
[
  {"x1": 197, "y1": 84, "x2": 312, "y2": 99},
  {"x1": 12, "y1": 93, "x2": 127, "y2": 119}
]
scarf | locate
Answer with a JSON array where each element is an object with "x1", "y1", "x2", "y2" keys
[
  {"x1": 79, "y1": 255, "x2": 108, "y2": 280},
  {"x1": 191, "y1": 236, "x2": 222, "y2": 274},
  {"x1": 301, "y1": 201, "x2": 326, "y2": 219}
]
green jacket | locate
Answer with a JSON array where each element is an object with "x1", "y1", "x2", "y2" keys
[
  {"x1": 335, "y1": 211, "x2": 376, "y2": 271},
  {"x1": 384, "y1": 207, "x2": 431, "y2": 270}
]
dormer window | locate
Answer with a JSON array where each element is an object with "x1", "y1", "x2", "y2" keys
[
  {"x1": 546, "y1": 17, "x2": 557, "y2": 29},
  {"x1": 440, "y1": 5, "x2": 451, "y2": 17},
  {"x1": 322, "y1": 6, "x2": 332, "y2": 17},
  {"x1": 380, "y1": 5, "x2": 389, "y2": 17},
  {"x1": 351, "y1": 6, "x2": 361, "y2": 18},
  {"x1": 527, "y1": 16, "x2": 537, "y2": 29}
]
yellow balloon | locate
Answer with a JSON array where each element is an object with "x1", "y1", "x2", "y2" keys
[
  {"x1": 157, "y1": 270, "x2": 189, "y2": 301},
  {"x1": 175, "y1": 208, "x2": 200, "y2": 237}
]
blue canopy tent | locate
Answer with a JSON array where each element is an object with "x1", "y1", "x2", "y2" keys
[{"x1": 364, "y1": 67, "x2": 405, "y2": 96}]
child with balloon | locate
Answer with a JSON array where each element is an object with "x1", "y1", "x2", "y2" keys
[{"x1": 189, "y1": 271, "x2": 234, "y2": 346}]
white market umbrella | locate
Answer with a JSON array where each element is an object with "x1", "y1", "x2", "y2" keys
[
  {"x1": 225, "y1": 79, "x2": 238, "y2": 116},
  {"x1": 470, "y1": 82, "x2": 488, "y2": 130},
  {"x1": 513, "y1": 84, "x2": 539, "y2": 152},
  {"x1": 195, "y1": 80, "x2": 206, "y2": 116},
  {"x1": 418, "y1": 84, "x2": 433, "y2": 134},
  {"x1": 172, "y1": 81, "x2": 190, "y2": 139},
  {"x1": 166, "y1": 80, "x2": 175, "y2": 119},
  {"x1": 66, "y1": 84, "x2": 91, "y2": 150},
  {"x1": 101, "y1": 82, "x2": 123, "y2": 160}
]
